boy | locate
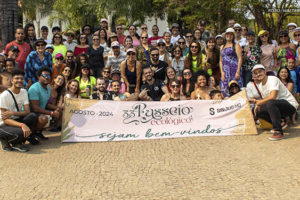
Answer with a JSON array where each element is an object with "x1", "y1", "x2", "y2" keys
[
  {"x1": 0, "y1": 58, "x2": 15, "y2": 92},
  {"x1": 287, "y1": 57, "x2": 297, "y2": 94},
  {"x1": 210, "y1": 90, "x2": 223, "y2": 100}
]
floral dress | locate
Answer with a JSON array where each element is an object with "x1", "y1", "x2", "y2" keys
[
  {"x1": 243, "y1": 46, "x2": 262, "y2": 71},
  {"x1": 276, "y1": 46, "x2": 296, "y2": 69}
]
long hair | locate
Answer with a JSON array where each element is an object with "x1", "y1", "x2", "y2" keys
[
  {"x1": 128, "y1": 25, "x2": 140, "y2": 40},
  {"x1": 24, "y1": 23, "x2": 36, "y2": 41},
  {"x1": 66, "y1": 79, "x2": 80, "y2": 97},
  {"x1": 76, "y1": 33, "x2": 89, "y2": 45},
  {"x1": 75, "y1": 53, "x2": 89, "y2": 77},
  {"x1": 165, "y1": 66, "x2": 177, "y2": 85},
  {"x1": 181, "y1": 68, "x2": 195, "y2": 97},
  {"x1": 185, "y1": 41, "x2": 202, "y2": 68},
  {"x1": 123, "y1": 35, "x2": 133, "y2": 48},
  {"x1": 52, "y1": 33, "x2": 63, "y2": 45},
  {"x1": 277, "y1": 66, "x2": 293, "y2": 83},
  {"x1": 223, "y1": 33, "x2": 236, "y2": 57},
  {"x1": 99, "y1": 28, "x2": 107, "y2": 42},
  {"x1": 257, "y1": 35, "x2": 272, "y2": 46},
  {"x1": 171, "y1": 45, "x2": 183, "y2": 59},
  {"x1": 51, "y1": 74, "x2": 66, "y2": 105},
  {"x1": 205, "y1": 37, "x2": 220, "y2": 66}
]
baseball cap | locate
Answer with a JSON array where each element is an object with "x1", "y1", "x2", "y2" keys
[
  {"x1": 111, "y1": 41, "x2": 120, "y2": 47},
  {"x1": 55, "y1": 53, "x2": 64, "y2": 59},
  {"x1": 252, "y1": 64, "x2": 265, "y2": 72},
  {"x1": 45, "y1": 44, "x2": 54, "y2": 50},
  {"x1": 228, "y1": 80, "x2": 239, "y2": 89},
  {"x1": 157, "y1": 38, "x2": 166, "y2": 44},
  {"x1": 126, "y1": 48, "x2": 136, "y2": 54},
  {"x1": 101, "y1": 18, "x2": 108, "y2": 23},
  {"x1": 286, "y1": 23, "x2": 297, "y2": 28},
  {"x1": 215, "y1": 35, "x2": 223, "y2": 39},
  {"x1": 34, "y1": 38, "x2": 47, "y2": 46},
  {"x1": 9, "y1": 45, "x2": 19, "y2": 52},
  {"x1": 171, "y1": 23, "x2": 179, "y2": 29},
  {"x1": 258, "y1": 30, "x2": 269, "y2": 37},
  {"x1": 245, "y1": 30, "x2": 255, "y2": 36}
]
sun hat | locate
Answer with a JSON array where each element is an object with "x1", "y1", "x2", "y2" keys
[
  {"x1": 64, "y1": 30, "x2": 75, "y2": 37},
  {"x1": 252, "y1": 64, "x2": 265, "y2": 72},
  {"x1": 286, "y1": 23, "x2": 297, "y2": 28},
  {"x1": 222, "y1": 28, "x2": 236, "y2": 38},
  {"x1": 289, "y1": 27, "x2": 300, "y2": 41},
  {"x1": 101, "y1": 18, "x2": 108, "y2": 23},
  {"x1": 258, "y1": 30, "x2": 269, "y2": 37}
]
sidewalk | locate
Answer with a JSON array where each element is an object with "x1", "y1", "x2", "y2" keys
[{"x1": 0, "y1": 124, "x2": 299, "y2": 199}]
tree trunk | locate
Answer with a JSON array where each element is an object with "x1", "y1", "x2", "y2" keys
[{"x1": 0, "y1": 0, "x2": 19, "y2": 47}]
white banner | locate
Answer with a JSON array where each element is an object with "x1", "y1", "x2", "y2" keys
[{"x1": 62, "y1": 91, "x2": 257, "y2": 142}]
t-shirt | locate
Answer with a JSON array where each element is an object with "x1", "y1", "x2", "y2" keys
[
  {"x1": 141, "y1": 79, "x2": 165, "y2": 101},
  {"x1": 28, "y1": 82, "x2": 51, "y2": 110},
  {"x1": 106, "y1": 51, "x2": 126, "y2": 71},
  {"x1": 4, "y1": 41, "x2": 31, "y2": 70},
  {"x1": 171, "y1": 35, "x2": 181, "y2": 45},
  {"x1": 118, "y1": 35, "x2": 126, "y2": 45},
  {"x1": 260, "y1": 44, "x2": 275, "y2": 71},
  {"x1": 246, "y1": 81, "x2": 261, "y2": 100},
  {"x1": 53, "y1": 44, "x2": 67, "y2": 63},
  {"x1": 75, "y1": 76, "x2": 96, "y2": 98},
  {"x1": 258, "y1": 76, "x2": 298, "y2": 109},
  {"x1": 289, "y1": 69, "x2": 297, "y2": 94},
  {"x1": 144, "y1": 61, "x2": 168, "y2": 81},
  {"x1": 86, "y1": 46, "x2": 104, "y2": 69},
  {"x1": 148, "y1": 36, "x2": 163, "y2": 46},
  {"x1": 0, "y1": 89, "x2": 29, "y2": 125},
  {"x1": 63, "y1": 41, "x2": 77, "y2": 52}
]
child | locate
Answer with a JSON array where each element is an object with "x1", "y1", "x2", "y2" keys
[
  {"x1": 228, "y1": 80, "x2": 241, "y2": 97},
  {"x1": 210, "y1": 90, "x2": 223, "y2": 100},
  {"x1": 287, "y1": 56, "x2": 297, "y2": 94},
  {"x1": 0, "y1": 58, "x2": 15, "y2": 92}
]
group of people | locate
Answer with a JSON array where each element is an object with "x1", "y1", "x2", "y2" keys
[{"x1": 0, "y1": 18, "x2": 299, "y2": 152}]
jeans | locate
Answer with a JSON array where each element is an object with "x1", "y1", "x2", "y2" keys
[
  {"x1": 0, "y1": 113, "x2": 37, "y2": 144},
  {"x1": 256, "y1": 99, "x2": 296, "y2": 131}
]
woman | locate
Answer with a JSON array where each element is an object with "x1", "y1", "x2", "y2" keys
[
  {"x1": 157, "y1": 39, "x2": 171, "y2": 65},
  {"x1": 49, "y1": 74, "x2": 65, "y2": 108},
  {"x1": 24, "y1": 23, "x2": 37, "y2": 51},
  {"x1": 98, "y1": 28, "x2": 110, "y2": 55},
  {"x1": 75, "y1": 64, "x2": 96, "y2": 99},
  {"x1": 65, "y1": 79, "x2": 80, "y2": 98},
  {"x1": 62, "y1": 65, "x2": 72, "y2": 82},
  {"x1": 204, "y1": 37, "x2": 219, "y2": 78},
  {"x1": 128, "y1": 25, "x2": 140, "y2": 47},
  {"x1": 290, "y1": 28, "x2": 300, "y2": 67},
  {"x1": 184, "y1": 41, "x2": 207, "y2": 74},
  {"x1": 190, "y1": 70, "x2": 211, "y2": 100},
  {"x1": 123, "y1": 36, "x2": 133, "y2": 52},
  {"x1": 74, "y1": 53, "x2": 89, "y2": 78},
  {"x1": 258, "y1": 30, "x2": 277, "y2": 74},
  {"x1": 208, "y1": 75, "x2": 221, "y2": 92},
  {"x1": 241, "y1": 25, "x2": 248, "y2": 38},
  {"x1": 161, "y1": 80, "x2": 184, "y2": 101},
  {"x1": 24, "y1": 39, "x2": 53, "y2": 88},
  {"x1": 180, "y1": 68, "x2": 194, "y2": 99},
  {"x1": 52, "y1": 33, "x2": 67, "y2": 63},
  {"x1": 169, "y1": 45, "x2": 185, "y2": 77},
  {"x1": 185, "y1": 31, "x2": 193, "y2": 48},
  {"x1": 220, "y1": 28, "x2": 243, "y2": 97},
  {"x1": 275, "y1": 30, "x2": 297, "y2": 69},
  {"x1": 86, "y1": 34, "x2": 104, "y2": 78},
  {"x1": 177, "y1": 37, "x2": 189, "y2": 56},
  {"x1": 242, "y1": 31, "x2": 262, "y2": 86},
  {"x1": 136, "y1": 33, "x2": 152, "y2": 66},
  {"x1": 193, "y1": 28, "x2": 206, "y2": 50},
  {"x1": 277, "y1": 66, "x2": 294, "y2": 93},
  {"x1": 165, "y1": 66, "x2": 177, "y2": 93},
  {"x1": 163, "y1": 32, "x2": 173, "y2": 53},
  {"x1": 74, "y1": 33, "x2": 89, "y2": 57},
  {"x1": 120, "y1": 48, "x2": 142, "y2": 94}
]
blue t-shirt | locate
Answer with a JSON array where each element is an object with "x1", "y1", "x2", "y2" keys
[
  {"x1": 28, "y1": 82, "x2": 51, "y2": 110},
  {"x1": 290, "y1": 69, "x2": 297, "y2": 93}
]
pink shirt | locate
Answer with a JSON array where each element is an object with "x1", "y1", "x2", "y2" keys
[
  {"x1": 132, "y1": 39, "x2": 141, "y2": 47},
  {"x1": 260, "y1": 44, "x2": 275, "y2": 71}
]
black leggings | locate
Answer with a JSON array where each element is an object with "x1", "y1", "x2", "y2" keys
[
  {"x1": 256, "y1": 99, "x2": 296, "y2": 131},
  {"x1": 0, "y1": 113, "x2": 37, "y2": 144}
]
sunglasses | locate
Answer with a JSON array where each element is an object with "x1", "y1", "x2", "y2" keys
[
  {"x1": 190, "y1": 45, "x2": 199, "y2": 49},
  {"x1": 234, "y1": 29, "x2": 241, "y2": 32},
  {"x1": 171, "y1": 84, "x2": 180, "y2": 88},
  {"x1": 260, "y1": 34, "x2": 268, "y2": 38},
  {"x1": 36, "y1": 44, "x2": 45, "y2": 47},
  {"x1": 158, "y1": 43, "x2": 165, "y2": 47},
  {"x1": 41, "y1": 74, "x2": 51, "y2": 79},
  {"x1": 67, "y1": 56, "x2": 73, "y2": 58},
  {"x1": 295, "y1": 34, "x2": 300, "y2": 37},
  {"x1": 141, "y1": 27, "x2": 147, "y2": 30},
  {"x1": 183, "y1": 71, "x2": 191, "y2": 75},
  {"x1": 56, "y1": 57, "x2": 63, "y2": 60},
  {"x1": 127, "y1": 52, "x2": 136, "y2": 56},
  {"x1": 116, "y1": 28, "x2": 122, "y2": 30},
  {"x1": 141, "y1": 37, "x2": 148, "y2": 39},
  {"x1": 178, "y1": 42, "x2": 185, "y2": 44},
  {"x1": 104, "y1": 71, "x2": 110, "y2": 73},
  {"x1": 151, "y1": 54, "x2": 159, "y2": 57},
  {"x1": 186, "y1": 35, "x2": 193, "y2": 38},
  {"x1": 279, "y1": 35, "x2": 288, "y2": 38}
]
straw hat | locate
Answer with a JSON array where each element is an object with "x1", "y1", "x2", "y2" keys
[
  {"x1": 222, "y1": 28, "x2": 236, "y2": 38},
  {"x1": 289, "y1": 27, "x2": 300, "y2": 41}
]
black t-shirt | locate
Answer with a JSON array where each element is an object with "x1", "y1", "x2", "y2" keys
[
  {"x1": 86, "y1": 45, "x2": 104, "y2": 69},
  {"x1": 144, "y1": 61, "x2": 168, "y2": 81},
  {"x1": 92, "y1": 91, "x2": 113, "y2": 100},
  {"x1": 141, "y1": 79, "x2": 165, "y2": 101}
]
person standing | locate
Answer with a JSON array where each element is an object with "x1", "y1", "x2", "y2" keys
[
  {"x1": 145, "y1": 48, "x2": 169, "y2": 82},
  {"x1": 63, "y1": 30, "x2": 77, "y2": 52},
  {"x1": 275, "y1": 30, "x2": 296, "y2": 69},
  {"x1": 106, "y1": 41, "x2": 126, "y2": 71},
  {"x1": 41, "y1": 26, "x2": 51, "y2": 44},
  {"x1": 52, "y1": 33, "x2": 67, "y2": 64},
  {"x1": 24, "y1": 23, "x2": 37, "y2": 51},
  {"x1": 128, "y1": 25, "x2": 140, "y2": 47},
  {"x1": 116, "y1": 24, "x2": 126, "y2": 45},
  {"x1": 170, "y1": 23, "x2": 181, "y2": 44},
  {"x1": 5, "y1": 27, "x2": 31, "y2": 70},
  {"x1": 0, "y1": 69, "x2": 38, "y2": 152},
  {"x1": 148, "y1": 25, "x2": 163, "y2": 47},
  {"x1": 74, "y1": 33, "x2": 89, "y2": 57},
  {"x1": 136, "y1": 33, "x2": 152, "y2": 67}
]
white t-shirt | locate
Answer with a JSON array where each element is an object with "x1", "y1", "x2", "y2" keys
[
  {"x1": 246, "y1": 81, "x2": 261, "y2": 100},
  {"x1": 0, "y1": 89, "x2": 29, "y2": 125},
  {"x1": 258, "y1": 76, "x2": 299, "y2": 109}
]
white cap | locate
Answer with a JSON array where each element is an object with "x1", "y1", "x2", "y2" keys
[
  {"x1": 157, "y1": 38, "x2": 166, "y2": 44},
  {"x1": 215, "y1": 34, "x2": 223, "y2": 39},
  {"x1": 233, "y1": 23, "x2": 241, "y2": 28},
  {"x1": 101, "y1": 18, "x2": 108, "y2": 23},
  {"x1": 111, "y1": 41, "x2": 120, "y2": 47},
  {"x1": 252, "y1": 64, "x2": 265, "y2": 72},
  {"x1": 287, "y1": 23, "x2": 297, "y2": 28}
]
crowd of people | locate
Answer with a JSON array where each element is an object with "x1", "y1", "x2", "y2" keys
[{"x1": 0, "y1": 18, "x2": 299, "y2": 152}]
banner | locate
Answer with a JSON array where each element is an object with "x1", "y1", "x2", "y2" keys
[{"x1": 62, "y1": 90, "x2": 257, "y2": 142}]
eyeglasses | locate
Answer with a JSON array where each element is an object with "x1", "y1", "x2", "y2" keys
[
  {"x1": 127, "y1": 52, "x2": 136, "y2": 56},
  {"x1": 158, "y1": 43, "x2": 165, "y2": 47},
  {"x1": 234, "y1": 29, "x2": 241, "y2": 32},
  {"x1": 141, "y1": 27, "x2": 147, "y2": 30},
  {"x1": 171, "y1": 84, "x2": 180, "y2": 88},
  {"x1": 295, "y1": 34, "x2": 300, "y2": 37},
  {"x1": 141, "y1": 37, "x2": 148, "y2": 39},
  {"x1": 56, "y1": 57, "x2": 63, "y2": 60},
  {"x1": 178, "y1": 42, "x2": 185, "y2": 44},
  {"x1": 190, "y1": 45, "x2": 199, "y2": 49},
  {"x1": 279, "y1": 35, "x2": 288, "y2": 38},
  {"x1": 260, "y1": 34, "x2": 268, "y2": 38},
  {"x1": 151, "y1": 54, "x2": 159, "y2": 57},
  {"x1": 186, "y1": 35, "x2": 193, "y2": 38},
  {"x1": 41, "y1": 74, "x2": 51, "y2": 79},
  {"x1": 183, "y1": 71, "x2": 191, "y2": 75}
]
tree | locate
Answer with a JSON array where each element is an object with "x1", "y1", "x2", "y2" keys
[{"x1": 0, "y1": 0, "x2": 19, "y2": 46}]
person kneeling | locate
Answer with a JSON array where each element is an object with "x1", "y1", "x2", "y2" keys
[{"x1": 0, "y1": 69, "x2": 37, "y2": 152}]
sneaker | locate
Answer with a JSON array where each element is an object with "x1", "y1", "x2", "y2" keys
[
  {"x1": 11, "y1": 144, "x2": 29, "y2": 152},
  {"x1": 36, "y1": 131, "x2": 48, "y2": 140},
  {"x1": 1, "y1": 139, "x2": 13, "y2": 152},
  {"x1": 27, "y1": 135, "x2": 40, "y2": 145},
  {"x1": 269, "y1": 131, "x2": 284, "y2": 141},
  {"x1": 270, "y1": 122, "x2": 288, "y2": 133}
]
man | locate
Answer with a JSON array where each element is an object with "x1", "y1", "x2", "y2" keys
[
  {"x1": 197, "y1": 20, "x2": 211, "y2": 42},
  {"x1": 64, "y1": 50, "x2": 76, "y2": 78},
  {"x1": 106, "y1": 41, "x2": 126, "y2": 71},
  {"x1": 110, "y1": 80, "x2": 126, "y2": 101},
  {"x1": 0, "y1": 58, "x2": 15, "y2": 92},
  {"x1": 116, "y1": 24, "x2": 126, "y2": 45},
  {"x1": 233, "y1": 23, "x2": 248, "y2": 48},
  {"x1": 52, "y1": 26, "x2": 61, "y2": 35},
  {"x1": 144, "y1": 47, "x2": 168, "y2": 81},
  {"x1": 28, "y1": 67, "x2": 62, "y2": 141},
  {"x1": 228, "y1": 19, "x2": 235, "y2": 28},
  {"x1": 0, "y1": 69, "x2": 37, "y2": 152},
  {"x1": 170, "y1": 23, "x2": 181, "y2": 44},
  {"x1": 4, "y1": 27, "x2": 31, "y2": 70},
  {"x1": 252, "y1": 64, "x2": 298, "y2": 140},
  {"x1": 107, "y1": 69, "x2": 126, "y2": 94},
  {"x1": 92, "y1": 77, "x2": 112, "y2": 100},
  {"x1": 287, "y1": 23, "x2": 298, "y2": 45},
  {"x1": 41, "y1": 26, "x2": 51, "y2": 44},
  {"x1": 6, "y1": 45, "x2": 19, "y2": 69},
  {"x1": 140, "y1": 24, "x2": 151, "y2": 37},
  {"x1": 148, "y1": 25, "x2": 163, "y2": 46},
  {"x1": 63, "y1": 30, "x2": 77, "y2": 52},
  {"x1": 139, "y1": 66, "x2": 168, "y2": 101}
]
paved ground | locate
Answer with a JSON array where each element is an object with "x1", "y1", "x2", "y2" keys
[{"x1": 0, "y1": 122, "x2": 300, "y2": 200}]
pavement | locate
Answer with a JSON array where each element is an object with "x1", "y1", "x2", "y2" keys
[{"x1": 0, "y1": 122, "x2": 300, "y2": 200}]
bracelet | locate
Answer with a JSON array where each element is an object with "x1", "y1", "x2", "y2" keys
[
  {"x1": 19, "y1": 123, "x2": 23, "y2": 128},
  {"x1": 50, "y1": 111, "x2": 54, "y2": 116}
]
